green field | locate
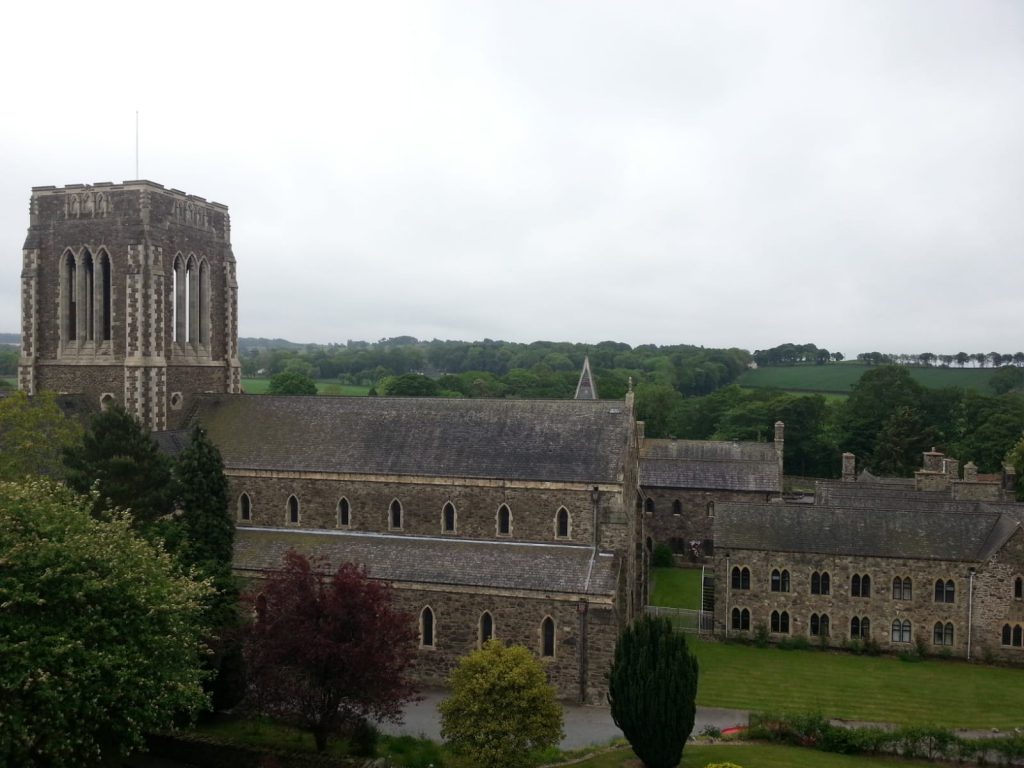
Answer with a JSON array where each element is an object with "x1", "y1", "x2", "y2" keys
[
  {"x1": 573, "y1": 743, "x2": 938, "y2": 768},
  {"x1": 240, "y1": 378, "x2": 370, "y2": 396},
  {"x1": 650, "y1": 567, "x2": 703, "y2": 609},
  {"x1": 737, "y1": 363, "x2": 996, "y2": 395},
  {"x1": 692, "y1": 639, "x2": 1024, "y2": 729}
]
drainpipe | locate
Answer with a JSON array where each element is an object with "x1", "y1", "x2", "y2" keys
[
  {"x1": 577, "y1": 600, "x2": 589, "y2": 704},
  {"x1": 724, "y1": 554, "x2": 731, "y2": 639},
  {"x1": 591, "y1": 486, "x2": 600, "y2": 556},
  {"x1": 967, "y1": 568, "x2": 976, "y2": 661}
]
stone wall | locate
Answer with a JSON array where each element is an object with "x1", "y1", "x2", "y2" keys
[
  {"x1": 974, "y1": 530, "x2": 1024, "y2": 663},
  {"x1": 229, "y1": 472, "x2": 629, "y2": 548},
  {"x1": 644, "y1": 488, "x2": 770, "y2": 555},
  {"x1": 711, "y1": 547, "x2": 1000, "y2": 659}
]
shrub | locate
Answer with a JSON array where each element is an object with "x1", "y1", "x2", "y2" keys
[
  {"x1": 753, "y1": 623, "x2": 769, "y2": 648},
  {"x1": 347, "y1": 719, "x2": 379, "y2": 757},
  {"x1": 777, "y1": 636, "x2": 811, "y2": 651},
  {"x1": 652, "y1": 543, "x2": 674, "y2": 568}
]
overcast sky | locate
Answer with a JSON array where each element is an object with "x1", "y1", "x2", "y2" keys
[{"x1": 1, "y1": 1, "x2": 1022, "y2": 355}]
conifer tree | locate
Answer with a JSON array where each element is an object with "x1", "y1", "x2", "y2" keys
[
  {"x1": 607, "y1": 616, "x2": 698, "y2": 768},
  {"x1": 62, "y1": 404, "x2": 174, "y2": 528}
]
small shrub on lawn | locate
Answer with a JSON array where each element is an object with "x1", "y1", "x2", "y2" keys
[
  {"x1": 379, "y1": 734, "x2": 445, "y2": 768},
  {"x1": 752, "y1": 623, "x2": 769, "y2": 648},
  {"x1": 776, "y1": 636, "x2": 811, "y2": 651},
  {"x1": 699, "y1": 725, "x2": 722, "y2": 739}
]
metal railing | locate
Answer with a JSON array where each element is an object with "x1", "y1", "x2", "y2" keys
[{"x1": 645, "y1": 605, "x2": 714, "y2": 634}]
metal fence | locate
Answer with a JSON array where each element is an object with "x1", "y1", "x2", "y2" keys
[{"x1": 645, "y1": 605, "x2": 714, "y2": 634}]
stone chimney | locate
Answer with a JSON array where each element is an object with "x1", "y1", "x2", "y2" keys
[
  {"x1": 944, "y1": 458, "x2": 960, "y2": 480},
  {"x1": 636, "y1": 420, "x2": 645, "y2": 441},
  {"x1": 774, "y1": 420, "x2": 784, "y2": 486},
  {"x1": 963, "y1": 461, "x2": 978, "y2": 482},
  {"x1": 841, "y1": 452, "x2": 856, "y2": 482},
  {"x1": 922, "y1": 448, "x2": 944, "y2": 473},
  {"x1": 1004, "y1": 463, "x2": 1017, "y2": 493}
]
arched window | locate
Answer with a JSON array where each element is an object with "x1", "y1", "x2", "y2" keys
[
  {"x1": 197, "y1": 259, "x2": 210, "y2": 346},
  {"x1": 255, "y1": 593, "x2": 268, "y2": 622},
  {"x1": 852, "y1": 574, "x2": 872, "y2": 597},
  {"x1": 1015, "y1": 625, "x2": 1023, "y2": 648},
  {"x1": 811, "y1": 571, "x2": 830, "y2": 595},
  {"x1": 1003, "y1": 624, "x2": 1012, "y2": 646},
  {"x1": 238, "y1": 493, "x2": 252, "y2": 521},
  {"x1": 1015, "y1": 577, "x2": 1023, "y2": 600},
  {"x1": 771, "y1": 569, "x2": 790, "y2": 592},
  {"x1": 706, "y1": 501, "x2": 715, "y2": 517},
  {"x1": 479, "y1": 611, "x2": 494, "y2": 647},
  {"x1": 555, "y1": 507, "x2": 570, "y2": 538},
  {"x1": 287, "y1": 495, "x2": 299, "y2": 524},
  {"x1": 185, "y1": 255, "x2": 197, "y2": 343},
  {"x1": 644, "y1": 498, "x2": 655, "y2": 514},
  {"x1": 851, "y1": 616, "x2": 860, "y2": 638},
  {"x1": 933, "y1": 622, "x2": 954, "y2": 646},
  {"x1": 442, "y1": 502, "x2": 457, "y2": 533},
  {"x1": 851, "y1": 616, "x2": 870, "y2": 639},
  {"x1": 338, "y1": 498, "x2": 350, "y2": 527},
  {"x1": 891, "y1": 619, "x2": 912, "y2": 643},
  {"x1": 420, "y1": 607, "x2": 434, "y2": 648},
  {"x1": 80, "y1": 249, "x2": 94, "y2": 341},
  {"x1": 172, "y1": 254, "x2": 185, "y2": 343},
  {"x1": 731, "y1": 566, "x2": 750, "y2": 590},
  {"x1": 934, "y1": 579, "x2": 955, "y2": 604},
  {"x1": 730, "y1": 608, "x2": 751, "y2": 631},
  {"x1": 62, "y1": 250, "x2": 77, "y2": 344},
  {"x1": 541, "y1": 617, "x2": 555, "y2": 657},
  {"x1": 390, "y1": 499, "x2": 402, "y2": 530},
  {"x1": 861, "y1": 617, "x2": 871, "y2": 639},
  {"x1": 497, "y1": 504, "x2": 511, "y2": 535},
  {"x1": 771, "y1": 610, "x2": 790, "y2": 633},
  {"x1": 96, "y1": 250, "x2": 112, "y2": 341},
  {"x1": 672, "y1": 499, "x2": 682, "y2": 516},
  {"x1": 99, "y1": 393, "x2": 115, "y2": 411},
  {"x1": 810, "y1": 613, "x2": 829, "y2": 636}
]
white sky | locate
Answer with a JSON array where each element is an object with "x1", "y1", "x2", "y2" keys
[{"x1": 1, "y1": 1, "x2": 1022, "y2": 355}]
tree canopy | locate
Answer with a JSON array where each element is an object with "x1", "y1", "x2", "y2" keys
[
  {"x1": 0, "y1": 479, "x2": 210, "y2": 767},
  {"x1": 0, "y1": 390, "x2": 82, "y2": 481},
  {"x1": 243, "y1": 552, "x2": 418, "y2": 752},
  {"x1": 439, "y1": 639, "x2": 564, "y2": 768},
  {"x1": 62, "y1": 404, "x2": 175, "y2": 527},
  {"x1": 267, "y1": 369, "x2": 318, "y2": 395}
]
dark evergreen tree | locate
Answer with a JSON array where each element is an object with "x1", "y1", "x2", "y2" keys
[
  {"x1": 62, "y1": 404, "x2": 174, "y2": 528},
  {"x1": 173, "y1": 424, "x2": 244, "y2": 711},
  {"x1": 607, "y1": 616, "x2": 698, "y2": 768}
]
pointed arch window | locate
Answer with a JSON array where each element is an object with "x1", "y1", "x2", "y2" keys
[
  {"x1": 731, "y1": 566, "x2": 750, "y2": 590},
  {"x1": 1004, "y1": 624, "x2": 1024, "y2": 647},
  {"x1": 337, "y1": 498, "x2": 350, "y2": 527},
  {"x1": 891, "y1": 619, "x2": 912, "y2": 643},
  {"x1": 287, "y1": 495, "x2": 299, "y2": 524},
  {"x1": 389, "y1": 499, "x2": 403, "y2": 530},
  {"x1": 541, "y1": 617, "x2": 555, "y2": 658},
  {"x1": 1016, "y1": 577, "x2": 1023, "y2": 600},
  {"x1": 442, "y1": 502, "x2": 456, "y2": 533},
  {"x1": 555, "y1": 507, "x2": 570, "y2": 539},
  {"x1": 497, "y1": 504, "x2": 512, "y2": 536},
  {"x1": 644, "y1": 498, "x2": 655, "y2": 514},
  {"x1": 238, "y1": 492, "x2": 252, "y2": 521},
  {"x1": 707, "y1": 501, "x2": 715, "y2": 517},
  {"x1": 851, "y1": 616, "x2": 870, "y2": 639},
  {"x1": 934, "y1": 579, "x2": 955, "y2": 604},
  {"x1": 420, "y1": 607, "x2": 435, "y2": 648},
  {"x1": 933, "y1": 621, "x2": 954, "y2": 646},
  {"x1": 771, "y1": 610, "x2": 790, "y2": 634},
  {"x1": 96, "y1": 249, "x2": 112, "y2": 341},
  {"x1": 771, "y1": 569, "x2": 790, "y2": 593},
  {"x1": 672, "y1": 499, "x2": 682, "y2": 516},
  {"x1": 893, "y1": 576, "x2": 912, "y2": 600},
  {"x1": 479, "y1": 611, "x2": 494, "y2": 647},
  {"x1": 730, "y1": 607, "x2": 750, "y2": 631},
  {"x1": 172, "y1": 254, "x2": 186, "y2": 343},
  {"x1": 811, "y1": 571, "x2": 830, "y2": 595},
  {"x1": 61, "y1": 250, "x2": 78, "y2": 345},
  {"x1": 810, "y1": 613, "x2": 830, "y2": 637}
]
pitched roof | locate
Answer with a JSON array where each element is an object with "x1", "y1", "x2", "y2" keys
[
  {"x1": 189, "y1": 394, "x2": 631, "y2": 483},
  {"x1": 639, "y1": 439, "x2": 780, "y2": 492},
  {"x1": 574, "y1": 356, "x2": 599, "y2": 400},
  {"x1": 153, "y1": 429, "x2": 190, "y2": 456},
  {"x1": 715, "y1": 502, "x2": 1022, "y2": 562},
  {"x1": 233, "y1": 527, "x2": 619, "y2": 597}
]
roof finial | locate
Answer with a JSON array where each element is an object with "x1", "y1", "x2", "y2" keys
[{"x1": 627, "y1": 376, "x2": 633, "y2": 393}]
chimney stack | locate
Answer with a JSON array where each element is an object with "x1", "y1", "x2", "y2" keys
[{"x1": 841, "y1": 452, "x2": 856, "y2": 482}]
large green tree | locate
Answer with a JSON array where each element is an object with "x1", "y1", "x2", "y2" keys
[
  {"x1": 0, "y1": 390, "x2": 82, "y2": 480},
  {"x1": 62, "y1": 404, "x2": 175, "y2": 527},
  {"x1": 840, "y1": 366, "x2": 924, "y2": 472},
  {"x1": 440, "y1": 640, "x2": 564, "y2": 768},
  {"x1": 608, "y1": 616, "x2": 699, "y2": 768},
  {"x1": 0, "y1": 479, "x2": 210, "y2": 767},
  {"x1": 267, "y1": 369, "x2": 318, "y2": 395}
]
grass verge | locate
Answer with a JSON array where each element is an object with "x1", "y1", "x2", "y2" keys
[
  {"x1": 650, "y1": 567, "x2": 703, "y2": 610},
  {"x1": 567, "y1": 743, "x2": 940, "y2": 767}
]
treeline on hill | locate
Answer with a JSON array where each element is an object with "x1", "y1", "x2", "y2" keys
[
  {"x1": 635, "y1": 366, "x2": 1024, "y2": 482},
  {"x1": 242, "y1": 337, "x2": 752, "y2": 399},
  {"x1": 755, "y1": 342, "x2": 1024, "y2": 369}
]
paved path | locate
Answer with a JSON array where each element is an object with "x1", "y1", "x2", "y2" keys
[{"x1": 378, "y1": 689, "x2": 749, "y2": 750}]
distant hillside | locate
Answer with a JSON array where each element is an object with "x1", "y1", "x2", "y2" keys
[
  {"x1": 239, "y1": 337, "x2": 310, "y2": 352},
  {"x1": 0, "y1": 333, "x2": 19, "y2": 346},
  {"x1": 738, "y1": 363, "x2": 998, "y2": 395}
]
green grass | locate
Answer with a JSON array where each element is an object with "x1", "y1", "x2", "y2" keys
[
  {"x1": 693, "y1": 639, "x2": 1024, "y2": 729},
  {"x1": 240, "y1": 378, "x2": 370, "y2": 396},
  {"x1": 572, "y1": 743, "x2": 939, "y2": 767},
  {"x1": 738, "y1": 363, "x2": 996, "y2": 395},
  {"x1": 650, "y1": 567, "x2": 703, "y2": 609}
]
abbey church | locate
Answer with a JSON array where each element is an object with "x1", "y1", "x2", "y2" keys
[{"x1": 19, "y1": 180, "x2": 1024, "y2": 699}]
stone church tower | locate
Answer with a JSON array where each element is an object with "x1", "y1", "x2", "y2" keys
[{"x1": 19, "y1": 181, "x2": 242, "y2": 429}]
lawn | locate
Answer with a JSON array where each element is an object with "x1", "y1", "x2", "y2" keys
[
  {"x1": 692, "y1": 639, "x2": 1024, "y2": 729},
  {"x1": 737, "y1": 363, "x2": 996, "y2": 395},
  {"x1": 241, "y1": 378, "x2": 370, "y2": 396},
  {"x1": 650, "y1": 567, "x2": 703, "y2": 609},
  {"x1": 571, "y1": 743, "x2": 938, "y2": 768}
]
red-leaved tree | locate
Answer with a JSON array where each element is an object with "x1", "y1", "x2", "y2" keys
[{"x1": 243, "y1": 551, "x2": 419, "y2": 751}]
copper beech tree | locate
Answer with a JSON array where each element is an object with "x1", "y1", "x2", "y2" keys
[{"x1": 243, "y1": 552, "x2": 418, "y2": 752}]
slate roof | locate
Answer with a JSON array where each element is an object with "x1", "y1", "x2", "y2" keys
[
  {"x1": 188, "y1": 394, "x2": 631, "y2": 483},
  {"x1": 715, "y1": 502, "x2": 1022, "y2": 562},
  {"x1": 639, "y1": 439, "x2": 780, "y2": 492},
  {"x1": 233, "y1": 527, "x2": 619, "y2": 597},
  {"x1": 153, "y1": 429, "x2": 190, "y2": 456}
]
